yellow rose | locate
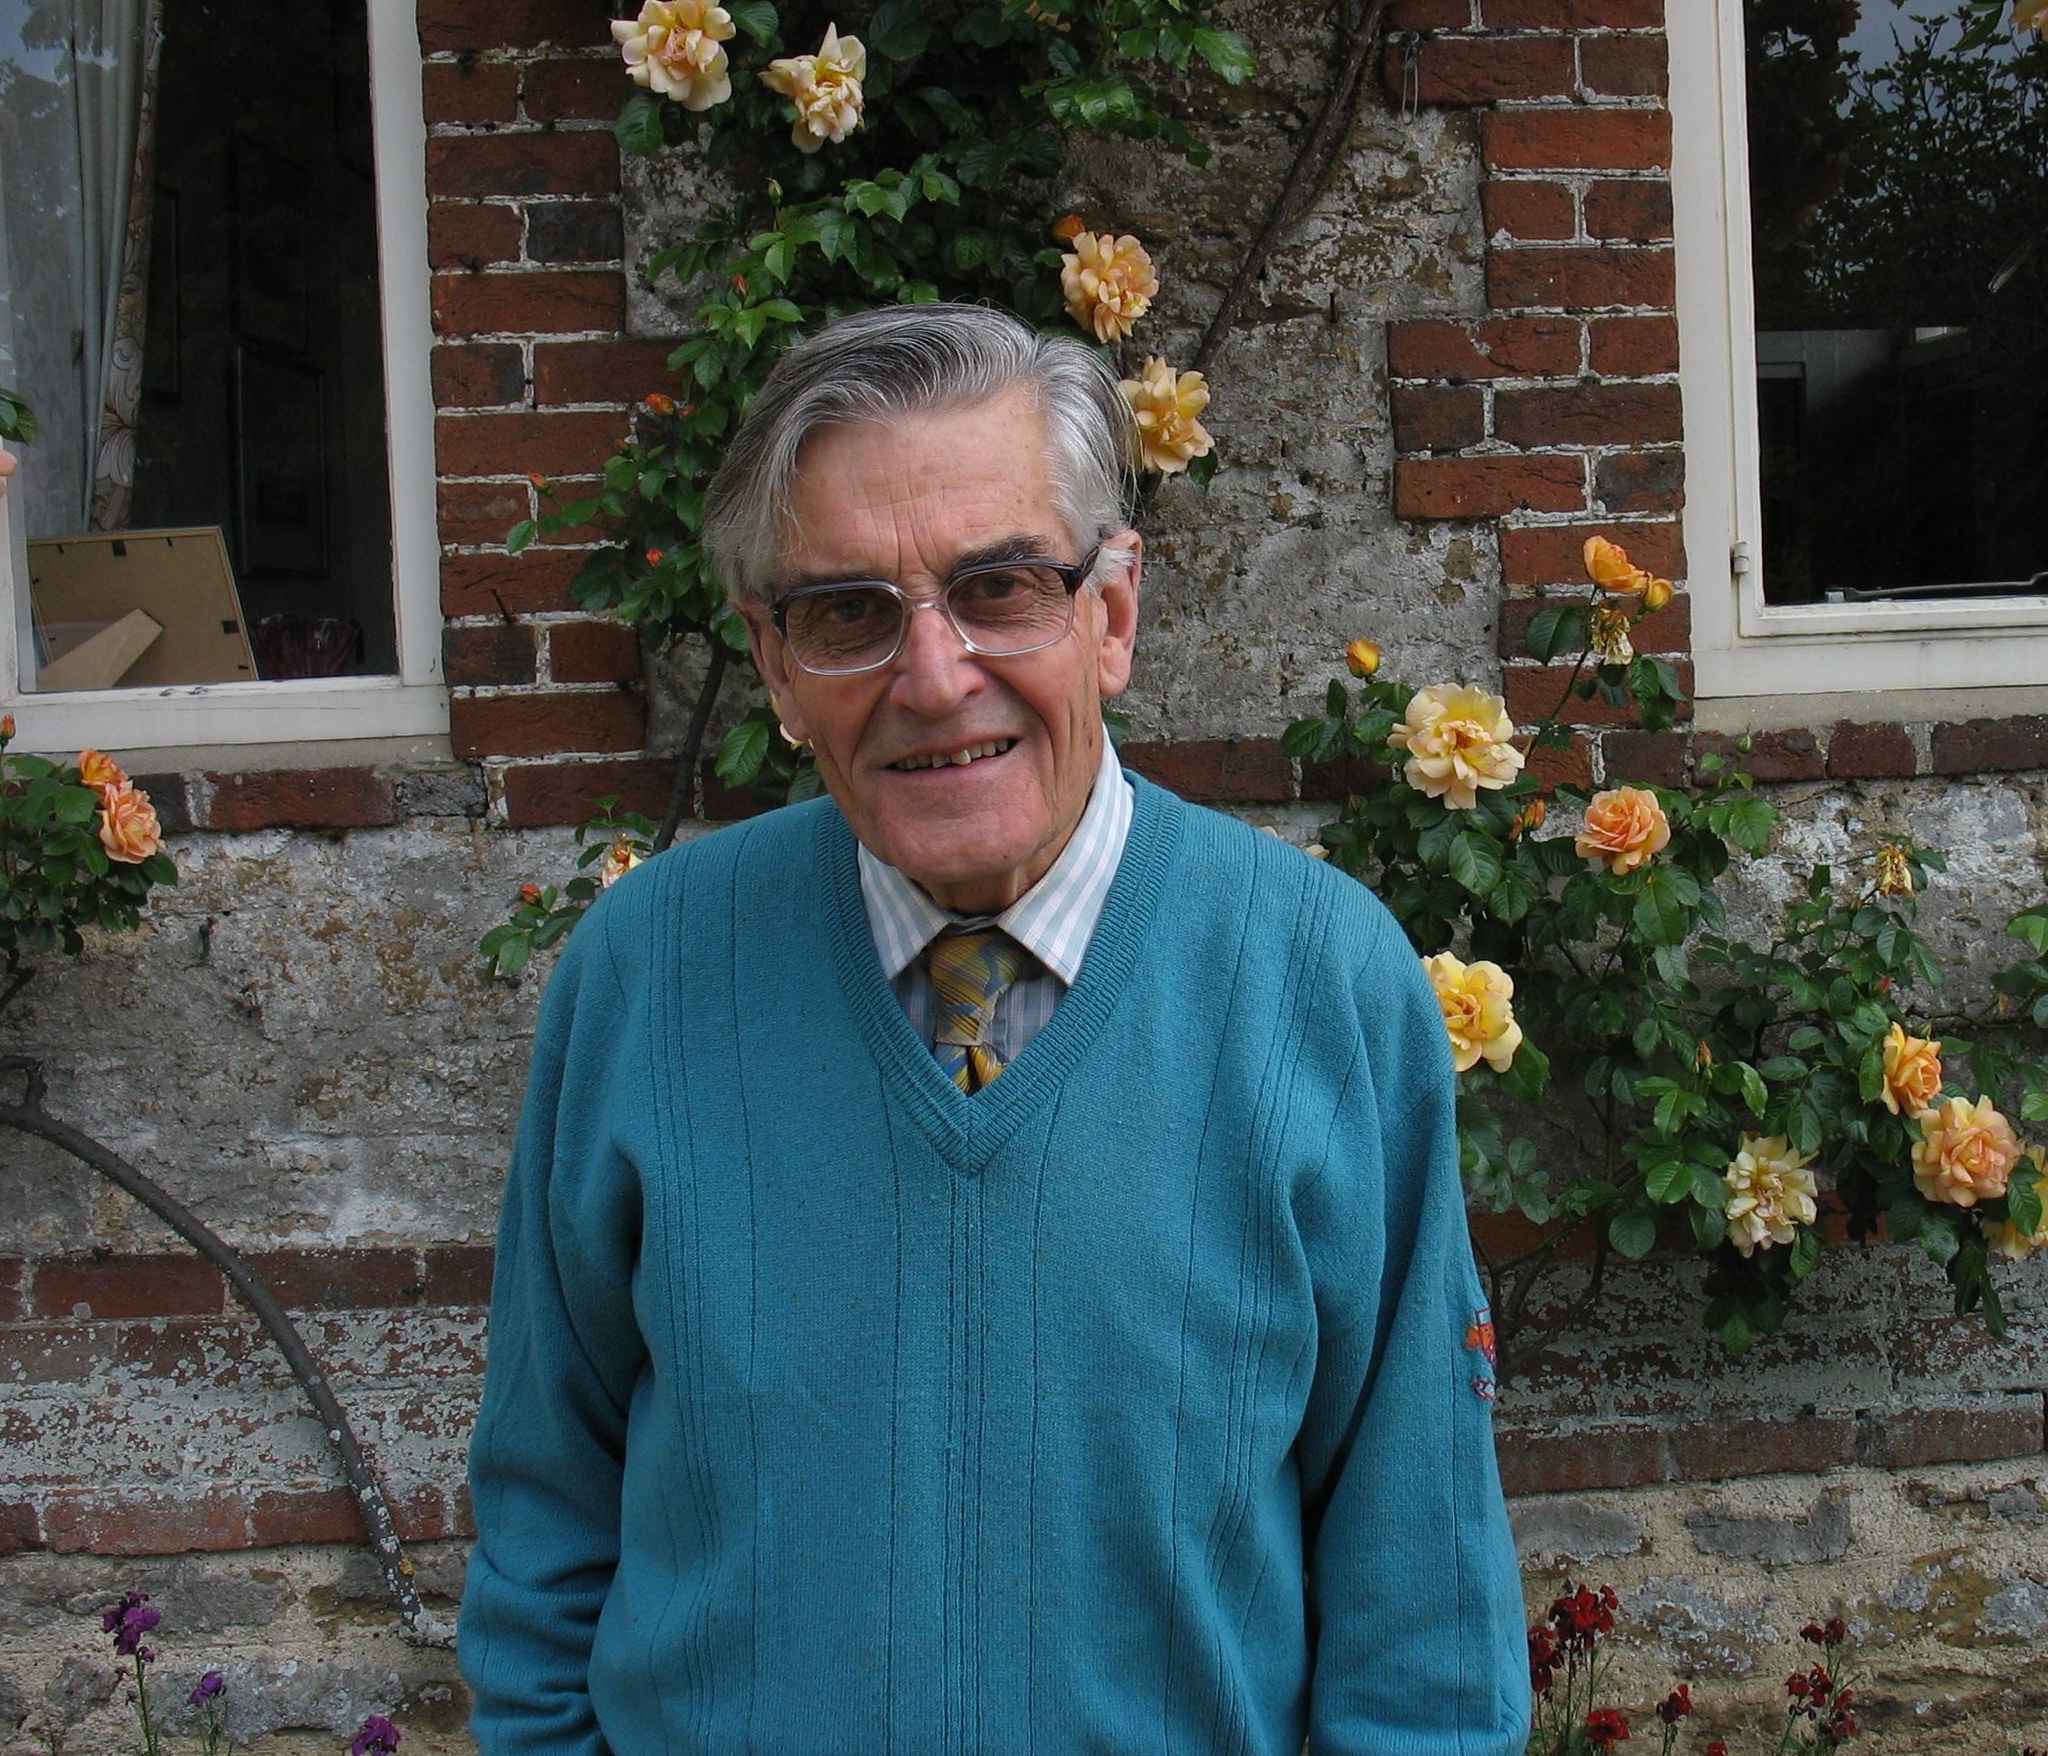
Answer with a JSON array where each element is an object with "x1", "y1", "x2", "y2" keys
[
  {"x1": 77, "y1": 748, "x2": 128, "y2": 792},
  {"x1": 1574, "y1": 786, "x2": 1671, "y2": 875},
  {"x1": 98, "y1": 780, "x2": 162, "y2": 865},
  {"x1": 1912, "y1": 1096, "x2": 2020, "y2": 1207},
  {"x1": 1060, "y1": 231, "x2": 1159, "y2": 344},
  {"x1": 1120, "y1": 357, "x2": 1214, "y2": 475},
  {"x1": 2016, "y1": 0, "x2": 2047, "y2": 35},
  {"x1": 1345, "y1": 638, "x2": 1381, "y2": 678},
  {"x1": 1583, "y1": 534, "x2": 1650, "y2": 596},
  {"x1": 1422, "y1": 951, "x2": 1524, "y2": 1074},
  {"x1": 1878, "y1": 1022, "x2": 1942, "y2": 1117},
  {"x1": 1387, "y1": 683, "x2": 1525, "y2": 810},
  {"x1": 1642, "y1": 576, "x2": 1674, "y2": 613},
  {"x1": 760, "y1": 24, "x2": 866, "y2": 152},
  {"x1": 1723, "y1": 1134, "x2": 1819, "y2": 1257},
  {"x1": 612, "y1": 0, "x2": 736, "y2": 110}
]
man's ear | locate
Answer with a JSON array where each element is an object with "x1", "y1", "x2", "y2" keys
[
  {"x1": 1093, "y1": 531, "x2": 1141, "y2": 701},
  {"x1": 739, "y1": 601, "x2": 808, "y2": 743}
]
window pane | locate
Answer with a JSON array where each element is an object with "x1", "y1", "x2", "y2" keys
[{"x1": 1745, "y1": 2, "x2": 2047, "y2": 605}]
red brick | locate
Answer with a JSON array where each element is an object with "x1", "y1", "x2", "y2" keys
[
  {"x1": 1481, "y1": 0, "x2": 1665, "y2": 25},
  {"x1": 527, "y1": 202, "x2": 624, "y2": 264},
  {"x1": 1931, "y1": 716, "x2": 2048, "y2": 776},
  {"x1": 1388, "y1": 317, "x2": 1579, "y2": 383},
  {"x1": 1694, "y1": 728, "x2": 1823, "y2": 783},
  {"x1": 41, "y1": 1490, "x2": 249, "y2": 1556},
  {"x1": 398, "y1": 1482, "x2": 460, "y2": 1542},
  {"x1": 1389, "y1": 0, "x2": 1471, "y2": 24},
  {"x1": 201, "y1": 769, "x2": 399, "y2": 832},
  {"x1": 1502, "y1": 519, "x2": 1682, "y2": 585},
  {"x1": 1584, "y1": 178, "x2": 1674, "y2": 241},
  {"x1": 1495, "y1": 383, "x2": 1681, "y2": 447},
  {"x1": 428, "y1": 203, "x2": 523, "y2": 270},
  {"x1": 500, "y1": 756, "x2": 676, "y2": 826},
  {"x1": 432, "y1": 270, "x2": 624, "y2": 338},
  {"x1": 530, "y1": 475, "x2": 610, "y2": 545},
  {"x1": 1496, "y1": 1413, "x2": 1856, "y2": 1497},
  {"x1": 1395, "y1": 455, "x2": 1585, "y2": 519},
  {"x1": 439, "y1": 478, "x2": 534, "y2": 548},
  {"x1": 446, "y1": 623, "x2": 539, "y2": 687},
  {"x1": 1498, "y1": 591, "x2": 1688, "y2": 659},
  {"x1": 427, "y1": 132, "x2": 618, "y2": 201},
  {"x1": 453, "y1": 1481, "x2": 477, "y2": 1539},
  {"x1": 1119, "y1": 738, "x2": 1293, "y2": 804},
  {"x1": 0, "y1": 1256, "x2": 23, "y2": 1322},
  {"x1": 423, "y1": 60, "x2": 519, "y2": 124},
  {"x1": 1482, "y1": 110, "x2": 1671, "y2": 173},
  {"x1": 1601, "y1": 729, "x2": 1690, "y2": 784},
  {"x1": 116, "y1": 1317, "x2": 259, "y2": 1386},
  {"x1": 1298, "y1": 752, "x2": 1388, "y2": 801},
  {"x1": 241, "y1": 1248, "x2": 424, "y2": 1311},
  {"x1": 1520, "y1": 732, "x2": 1595, "y2": 791},
  {"x1": 523, "y1": 57, "x2": 621, "y2": 120},
  {"x1": 1666, "y1": 1414, "x2": 1858, "y2": 1485},
  {"x1": 1481, "y1": 180, "x2": 1576, "y2": 243},
  {"x1": 1855, "y1": 1402, "x2": 2044, "y2": 1470},
  {"x1": 1581, "y1": 32, "x2": 1670, "y2": 96},
  {"x1": 701, "y1": 762, "x2": 786, "y2": 823},
  {"x1": 1827, "y1": 721, "x2": 1917, "y2": 780},
  {"x1": 431, "y1": 343, "x2": 527, "y2": 411},
  {"x1": 440, "y1": 549, "x2": 590, "y2": 618},
  {"x1": 534, "y1": 338, "x2": 687, "y2": 406},
  {"x1": 1595, "y1": 450, "x2": 1685, "y2": 514},
  {"x1": 418, "y1": 0, "x2": 600, "y2": 51},
  {"x1": 249, "y1": 1488, "x2": 364, "y2": 1548},
  {"x1": 451, "y1": 692, "x2": 647, "y2": 759},
  {"x1": 1, "y1": 1323, "x2": 122, "y2": 1384},
  {"x1": 0, "y1": 1502, "x2": 39, "y2": 1555},
  {"x1": 1496, "y1": 1425, "x2": 1664, "y2": 1495},
  {"x1": 1391, "y1": 384, "x2": 1484, "y2": 453},
  {"x1": 1383, "y1": 34, "x2": 1574, "y2": 104},
  {"x1": 436, "y1": 409, "x2": 626, "y2": 479},
  {"x1": 34, "y1": 1255, "x2": 224, "y2": 1320},
  {"x1": 1487, "y1": 246, "x2": 1675, "y2": 311},
  {"x1": 549, "y1": 620, "x2": 641, "y2": 683},
  {"x1": 1503, "y1": 662, "x2": 1692, "y2": 727},
  {"x1": 1588, "y1": 315, "x2": 1679, "y2": 377},
  {"x1": 422, "y1": 1244, "x2": 496, "y2": 1307}
]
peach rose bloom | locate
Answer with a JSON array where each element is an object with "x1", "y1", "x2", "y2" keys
[
  {"x1": 1120, "y1": 357, "x2": 1213, "y2": 475},
  {"x1": 1574, "y1": 786, "x2": 1671, "y2": 874},
  {"x1": 760, "y1": 24, "x2": 866, "y2": 152},
  {"x1": 613, "y1": 0, "x2": 736, "y2": 110},
  {"x1": 1912, "y1": 1095, "x2": 2020, "y2": 1207},
  {"x1": 1723, "y1": 1135, "x2": 1819, "y2": 1256},
  {"x1": 77, "y1": 748, "x2": 128, "y2": 792},
  {"x1": 1583, "y1": 535, "x2": 1649, "y2": 595},
  {"x1": 1345, "y1": 638, "x2": 1381, "y2": 678},
  {"x1": 1878, "y1": 1022, "x2": 1941, "y2": 1117},
  {"x1": 1060, "y1": 231, "x2": 1159, "y2": 344},
  {"x1": 98, "y1": 781, "x2": 162, "y2": 864},
  {"x1": 2016, "y1": 0, "x2": 2046, "y2": 35},
  {"x1": 1388, "y1": 683, "x2": 1525, "y2": 810},
  {"x1": 1423, "y1": 950, "x2": 1523, "y2": 1074}
]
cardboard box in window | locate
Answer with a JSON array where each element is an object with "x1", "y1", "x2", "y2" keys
[{"x1": 26, "y1": 526, "x2": 257, "y2": 690}]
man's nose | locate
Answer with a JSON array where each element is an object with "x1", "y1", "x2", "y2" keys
[{"x1": 889, "y1": 596, "x2": 982, "y2": 713}]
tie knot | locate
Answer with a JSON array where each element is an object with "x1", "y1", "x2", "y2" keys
[{"x1": 927, "y1": 929, "x2": 1027, "y2": 1050}]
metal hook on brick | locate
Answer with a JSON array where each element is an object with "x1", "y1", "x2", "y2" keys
[{"x1": 1398, "y1": 34, "x2": 1422, "y2": 123}]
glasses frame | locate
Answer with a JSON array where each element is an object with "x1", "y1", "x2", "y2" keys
[{"x1": 769, "y1": 543, "x2": 1105, "y2": 677}]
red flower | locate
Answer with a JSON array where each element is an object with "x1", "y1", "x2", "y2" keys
[
  {"x1": 1705, "y1": 1744, "x2": 1729, "y2": 1756},
  {"x1": 1548, "y1": 1582, "x2": 1620, "y2": 1653},
  {"x1": 1527, "y1": 1626, "x2": 1558, "y2": 1699},
  {"x1": 1656, "y1": 1684, "x2": 1693, "y2": 1725},
  {"x1": 1584, "y1": 1707, "x2": 1630, "y2": 1749},
  {"x1": 1801, "y1": 1616, "x2": 1848, "y2": 1648}
]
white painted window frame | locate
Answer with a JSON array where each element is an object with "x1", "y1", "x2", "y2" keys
[
  {"x1": 0, "y1": 0, "x2": 445, "y2": 754},
  {"x1": 1670, "y1": 0, "x2": 2048, "y2": 701}
]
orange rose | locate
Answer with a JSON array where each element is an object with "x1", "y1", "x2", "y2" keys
[
  {"x1": 1051, "y1": 213, "x2": 1087, "y2": 244},
  {"x1": 78, "y1": 748, "x2": 128, "y2": 792},
  {"x1": 0, "y1": 713, "x2": 14, "y2": 740},
  {"x1": 1574, "y1": 786, "x2": 1670, "y2": 875},
  {"x1": 1345, "y1": 638, "x2": 1381, "y2": 678},
  {"x1": 1583, "y1": 535, "x2": 1650, "y2": 596},
  {"x1": 518, "y1": 882, "x2": 543, "y2": 906},
  {"x1": 98, "y1": 781, "x2": 162, "y2": 864},
  {"x1": 1878, "y1": 1022, "x2": 1941, "y2": 1117},
  {"x1": 643, "y1": 392, "x2": 677, "y2": 415},
  {"x1": 1912, "y1": 1095, "x2": 2020, "y2": 1207}
]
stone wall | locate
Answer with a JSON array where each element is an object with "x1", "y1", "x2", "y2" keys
[{"x1": 2, "y1": 0, "x2": 2046, "y2": 1749}]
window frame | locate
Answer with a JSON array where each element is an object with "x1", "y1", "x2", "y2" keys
[
  {"x1": 0, "y1": 0, "x2": 445, "y2": 754},
  {"x1": 1670, "y1": 0, "x2": 2048, "y2": 701}
]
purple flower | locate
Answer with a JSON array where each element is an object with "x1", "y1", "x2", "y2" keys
[
  {"x1": 189, "y1": 1670, "x2": 225, "y2": 1707},
  {"x1": 100, "y1": 1591, "x2": 162, "y2": 1658},
  {"x1": 350, "y1": 1715, "x2": 401, "y2": 1755}
]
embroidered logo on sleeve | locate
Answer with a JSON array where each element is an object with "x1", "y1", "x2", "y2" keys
[{"x1": 1465, "y1": 1303, "x2": 1497, "y2": 1402}]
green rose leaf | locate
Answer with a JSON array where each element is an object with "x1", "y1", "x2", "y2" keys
[
  {"x1": 1449, "y1": 830, "x2": 1503, "y2": 898},
  {"x1": 1609, "y1": 1209, "x2": 1658, "y2": 1260},
  {"x1": 615, "y1": 91, "x2": 665, "y2": 157},
  {"x1": 727, "y1": 0, "x2": 778, "y2": 45}
]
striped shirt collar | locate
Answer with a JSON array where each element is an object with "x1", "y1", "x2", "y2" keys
[{"x1": 857, "y1": 732, "x2": 1134, "y2": 987}]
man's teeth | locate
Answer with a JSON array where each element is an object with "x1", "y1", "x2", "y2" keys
[{"x1": 892, "y1": 739, "x2": 1015, "y2": 772}]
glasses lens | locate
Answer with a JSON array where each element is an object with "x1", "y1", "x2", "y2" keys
[
  {"x1": 785, "y1": 584, "x2": 904, "y2": 673},
  {"x1": 947, "y1": 564, "x2": 1074, "y2": 655}
]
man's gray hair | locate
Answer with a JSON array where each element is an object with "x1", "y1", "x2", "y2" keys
[{"x1": 704, "y1": 302, "x2": 1138, "y2": 606}]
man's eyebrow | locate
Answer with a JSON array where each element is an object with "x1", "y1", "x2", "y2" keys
[{"x1": 774, "y1": 532, "x2": 1066, "y2": 595}]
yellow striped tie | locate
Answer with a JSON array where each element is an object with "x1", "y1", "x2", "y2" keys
[{"x1": 927, "y1": 929, "x2": 1028, "y2": 1093}]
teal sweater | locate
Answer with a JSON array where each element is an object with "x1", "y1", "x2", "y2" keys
[{"x1": 459, "y1": 777, "x2": 1531, "y2": 1755}]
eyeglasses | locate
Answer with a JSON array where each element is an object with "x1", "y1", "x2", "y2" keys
[{"x1": 770, "y1": 545, "x2": 1104, "y2": 677}]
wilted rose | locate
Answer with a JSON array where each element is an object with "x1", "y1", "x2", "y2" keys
[
  {"x1": 1589, "y1": 604, "x2": 1634, "y2": 665},
  {"x1": 1574, "y1": 786, "x2": 1670, "y2": 875},
  {"x1": 1583, "y1": 534, "x2": 1651, "y2": 595},
  {"x1": 1875, "y1": 843, "x2": 1913, "y2": 896},
  {"x1": 1423, "y1": 950, "x2": 1524, "y2": 1074},
  {"x1": 1060, "y1": 231, "x2": 1159, "y2": 344},
  {"x1": 1345, "y1": 637, "x2": 1381, "y2": 678},
  {"x1": 1120, "y1": 357, "x2": 1214, "y2": 475},
  {"x1": 598, "y1": 836, "x2": 643, "y2": 890},
  {"x1": 1878, "y1": 1022, "x2": 1942, "y2": 1117},
  {"x1": 1723, "y1": 1135, "x2": 1819, "y2": 1256},
  {"x1": 1387, "y1": 683, "x2": 1525, "y2": 810},
  {"x1": 98, "y1": 781, "x2": 162, "y2": 864},
  {"x1": 77, "y1": 748, "x2": 127, "y2": 792},
  {"x1": 1912, "y1": 1095, "x2": 2020, "y2": 1207},
  {"x1": 760, "y1": 24, "x2": 867, "y2": 153},
  {"x1": 612, "y1": 0, "x2": 736, "y2": 110}
]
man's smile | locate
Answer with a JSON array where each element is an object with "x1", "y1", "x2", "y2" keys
[{"x1": 886, "y1": 738, "x2": 1018, "y2": 772}]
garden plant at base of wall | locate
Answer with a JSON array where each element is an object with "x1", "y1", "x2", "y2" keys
[{"x1": 1284, "y1": 540, "x2": 2048, "y2": 1364}]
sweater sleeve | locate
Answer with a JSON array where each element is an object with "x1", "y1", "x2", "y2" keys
[
  {"x1": 458, "y1": 901, "x2": 649, "y2": 1756},
  {"x1": 1294, "y1": 904, "x2": 1531, "y2": 1756}
]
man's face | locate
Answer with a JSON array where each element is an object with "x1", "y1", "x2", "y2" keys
[{"x1": 741, "y1": 388, "x2": 1140, "y2": 915}]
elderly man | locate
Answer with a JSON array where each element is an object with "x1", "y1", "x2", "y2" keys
[{"x1": 459, "y1": 304, "x2": 1530, "y2": 1754}]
